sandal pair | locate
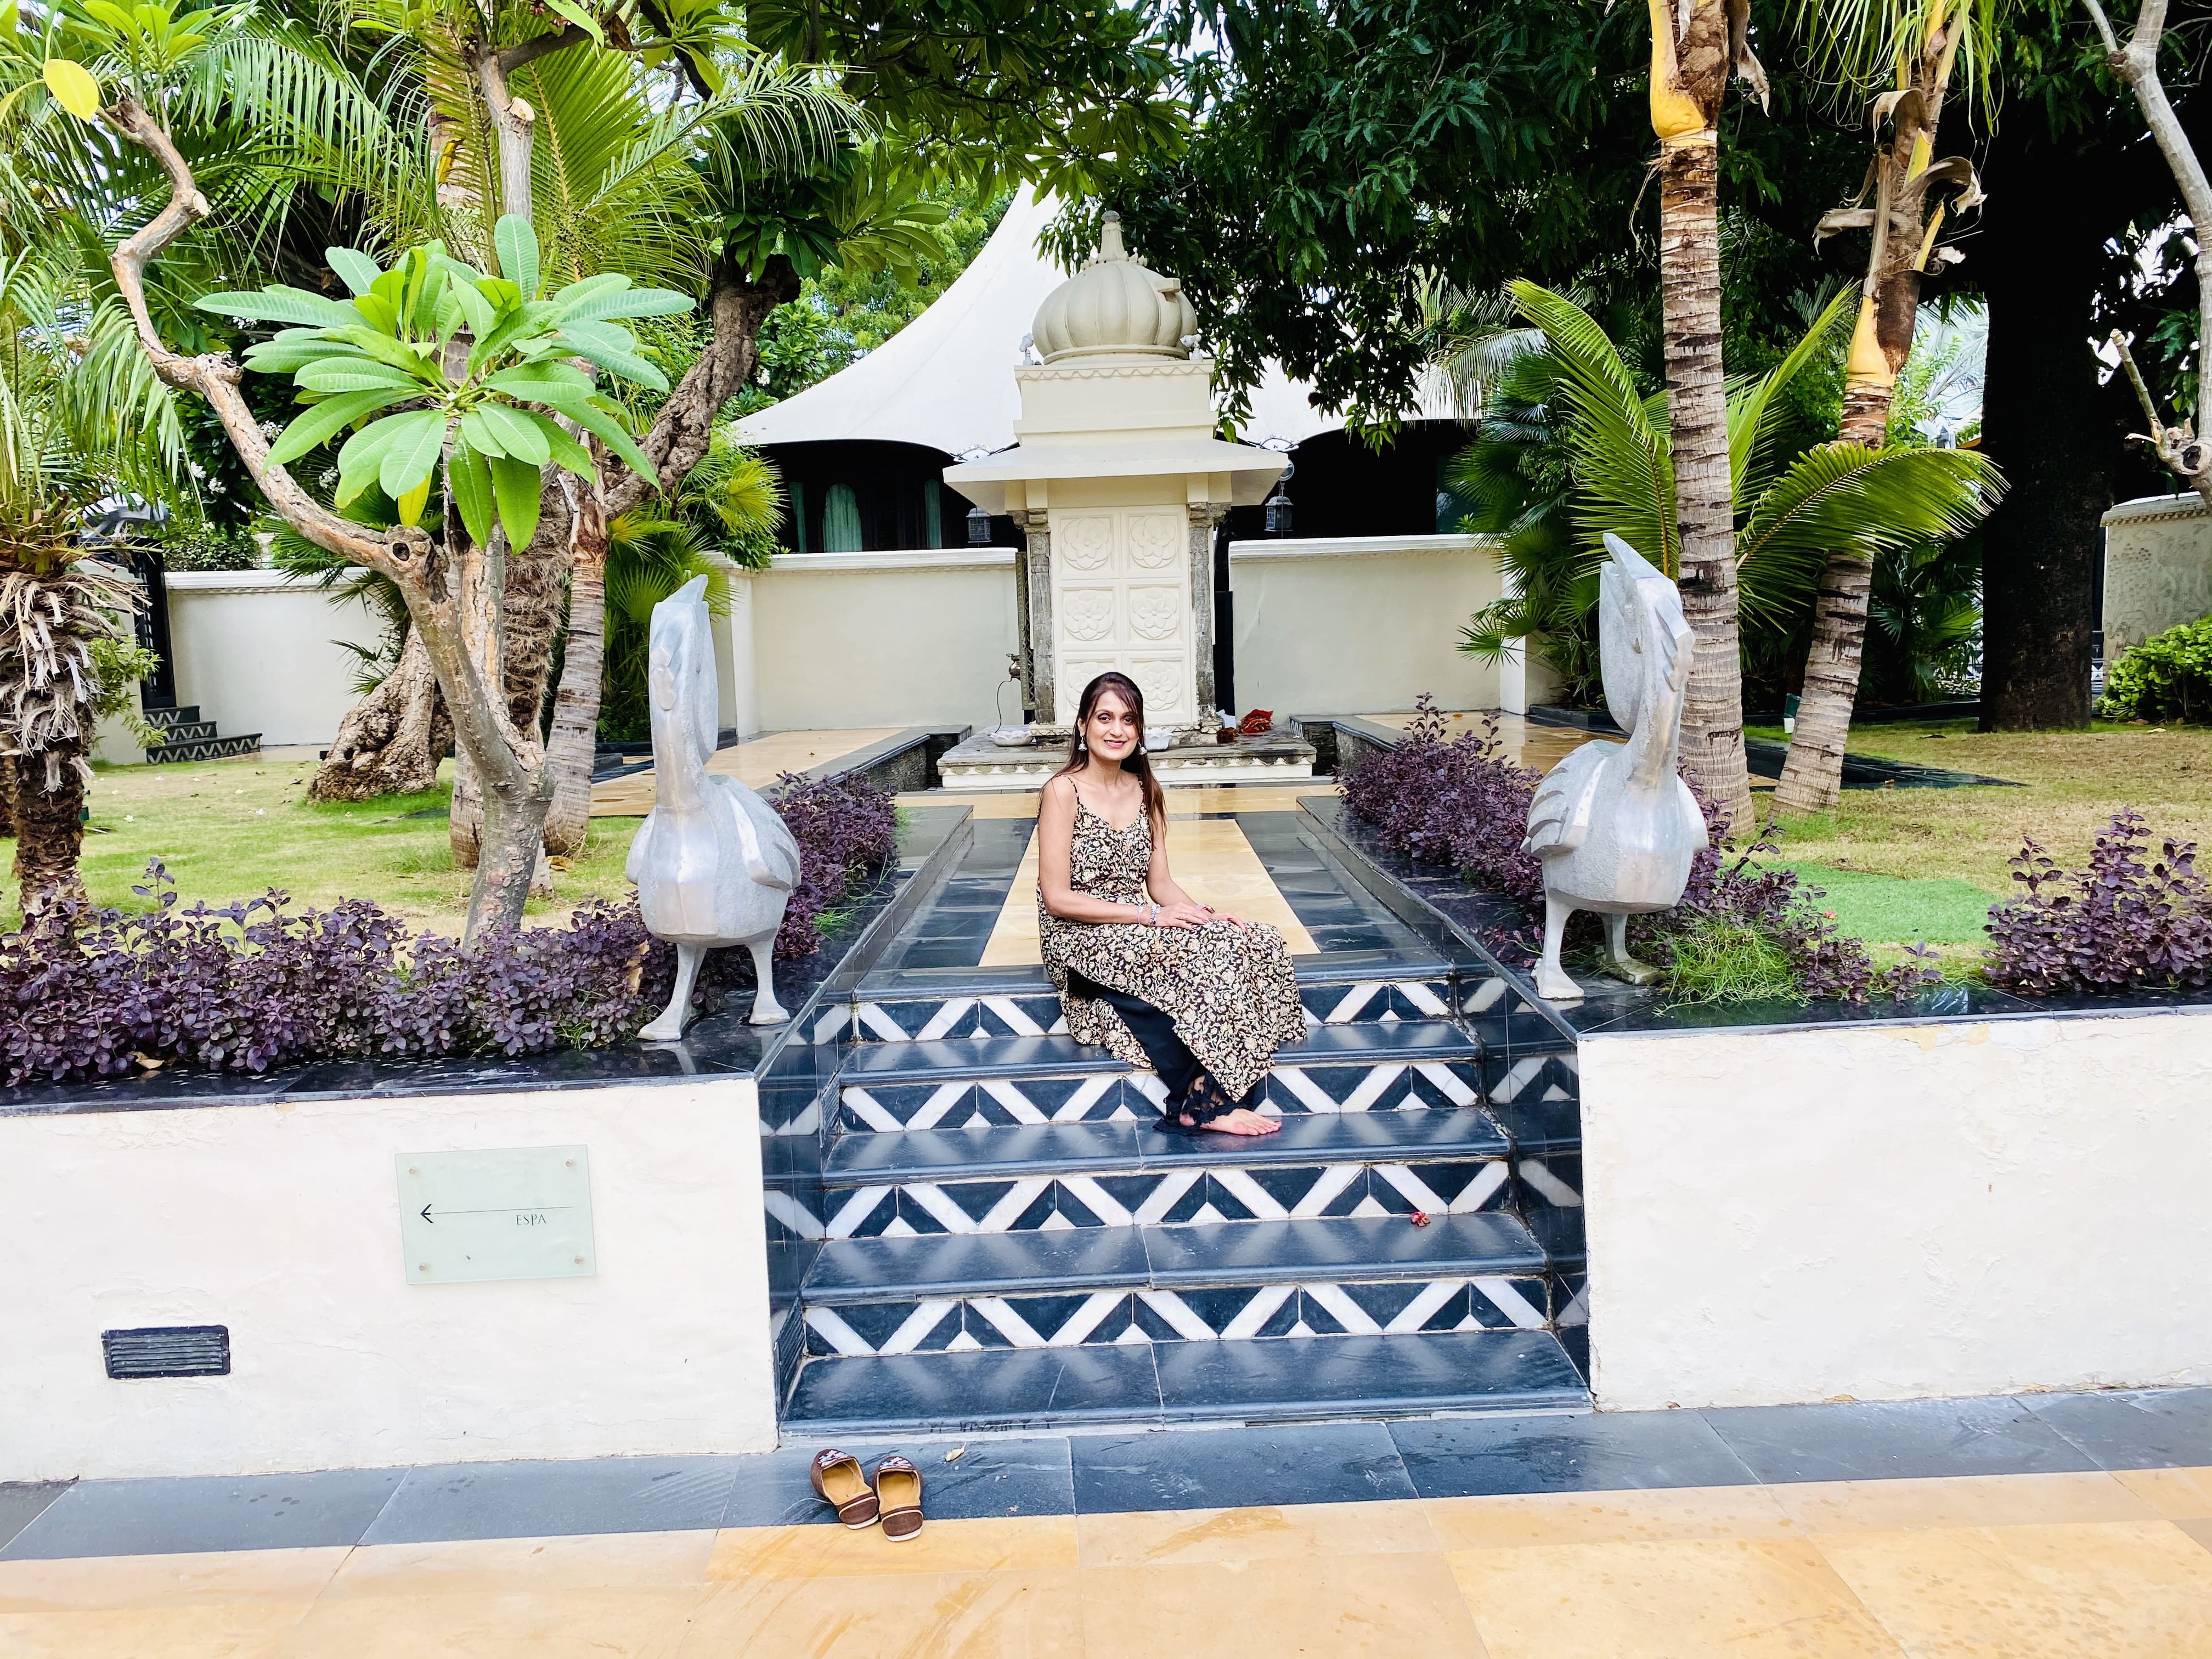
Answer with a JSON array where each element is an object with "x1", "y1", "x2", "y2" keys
[{"x1": 809, "y1": 1449, "x2": 924, "y2": 1541}]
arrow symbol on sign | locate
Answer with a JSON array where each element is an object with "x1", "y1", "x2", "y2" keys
[{"x1": 420, "y1": 1203, "x2": 435, "y2": 1224}]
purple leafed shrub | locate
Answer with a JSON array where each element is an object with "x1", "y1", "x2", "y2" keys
[
  {"x1": 1, "y1": 776, "x2": 898, "y2": 1087},
  {"x1": 766, "y1": 770, "x2": 898, "y2": 959},
  {"x1": 1341, "y1": 697, "x2": 1939, "y2": 1003},
  {"x1": 1984, "y1": 810, "x2": 2212, "y2": 995},
  {"x1": 0, "y1": 873, "x2": 672, "y2": 1085},
  {"x1": 1338, "y1": 697, "x2": 1544, "y2": 905}
]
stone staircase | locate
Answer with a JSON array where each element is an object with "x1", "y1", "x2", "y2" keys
[
  {"x1": 142, "y1": 705, "x2": 260, "y2": 764},
  {"x1": 779, "y1": 951, "x2": 1589, "y2": 1435}
]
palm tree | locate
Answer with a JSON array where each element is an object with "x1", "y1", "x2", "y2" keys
[
  {"x1": 1479, "y1": 283, "x2": 2005, "y2": 739},
  {"x1": 1645, "y1": 0, "x2": 1770, "y2": 832},
  {"x1": 0, "y1": 253, "x2": 145, "y2": 920},
  {"x1": 1775, "y1": 0, "x2": 2004, "y2": 811}
]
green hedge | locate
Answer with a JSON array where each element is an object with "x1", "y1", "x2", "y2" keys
[{"x1": 2101, "y1": 613, "x2": 2212, "y2": 723}]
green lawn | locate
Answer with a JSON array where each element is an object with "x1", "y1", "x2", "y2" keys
[{"x1": 4, "y1": 753, "x2": 645, "y2": 935}]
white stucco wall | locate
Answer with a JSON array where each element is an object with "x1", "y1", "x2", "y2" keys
[
  {"x1": 165, "y1": 571, "x2": 390, "y2": 747},
  {"x1": 1, "y1": 1079, "x2": 776, "y2": 1480},
  {"x1": 751, "y1": 550, "x2": 1023, "y2": 733},
  {"x1": 1227, "y1": 535, "x2": 1506, "y2": 716},
  {"x1": 2103, "y1": 493, "x2": 2212, "y2": 655},
  {"x1": 1580, "y1": 1009, "x2": 2212, "y2": 1412}
]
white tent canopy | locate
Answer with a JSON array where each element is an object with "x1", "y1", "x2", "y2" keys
[{"x1": 732, "y1": 190, "x2": 1457, "y2": 459}]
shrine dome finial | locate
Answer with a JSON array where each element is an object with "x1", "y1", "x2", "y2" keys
[{"x1": 1030, "y1": 211, "x2": 1197, "y2": 363}]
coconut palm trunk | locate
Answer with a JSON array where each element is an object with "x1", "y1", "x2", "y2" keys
[
  {"x1": 13, "y1": 739, "x2": 88, "y2": 919},
  {"x1": 310, "y1": 627, "x2": 451, "y2": 799},
  {"x1": 1649, "y1": 0, "x2": 1764, "y2": 832},
  {"x1": 1778, "y1": 0, "x2": 1984, "y2": 812}
]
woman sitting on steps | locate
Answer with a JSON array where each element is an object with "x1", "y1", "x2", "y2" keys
[{"x1": 1036, "y1": 671, "x2": 1306, "y2": 1136}]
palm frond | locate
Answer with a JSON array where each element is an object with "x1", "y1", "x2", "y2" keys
[
  {"x1": 1728, "y1": 288, "x2": 1852, "y2": 511},
  {"x1": 1735, "y1": 443, "x2": 2003, "y2": 630},
  {"x1": 1508, "y1": 280, "x2": 1678, "y2": 576}
]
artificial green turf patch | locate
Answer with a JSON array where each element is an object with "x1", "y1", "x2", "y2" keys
[{"x1": 1778, "y1": 862, "x2": 1998, "y2": 945}]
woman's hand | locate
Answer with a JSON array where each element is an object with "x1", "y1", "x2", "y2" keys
[{"x1": 1153, "y1": 901, "x2": 1212, "y2": 929}]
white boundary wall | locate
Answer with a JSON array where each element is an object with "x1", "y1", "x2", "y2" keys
[
  {"x1": 0, "y1": 1079, "x2": 775, "y2": 1480},
  {"x1": 1581, "y1": 1008, "x2": 2212, "y2": 1412},
  {"x1": 163, "y1": 570, "x2": 389, "y2": 747},
  {"x1": 151, "y1": 540, "x2": 1526, "y2": 748},
  {"x1": 1228, "y1": 534, "x2": 1508, "y2": 715},
  {"x1": 2103, "y1": 492, "x2": 2212, "y2": 656}
]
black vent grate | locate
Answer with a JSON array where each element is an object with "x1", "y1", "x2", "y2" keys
[{"x1": 103, "y1": 1325, "x2": 230, "y2": 1379}]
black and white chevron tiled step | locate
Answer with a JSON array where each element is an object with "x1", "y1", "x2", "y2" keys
[
  {"x1": 833, "y1": 951, "x2": 1458, "y2": 1045},
  {"x1": 782, "y1": 1329, "x2": 1589, "y2": 1435},
  {"x1": 144, "y1": 732, "x2": 261, "y2": 763},
  {"x1": 803, "y1": 1271, "x2": 1555, "y2": 1356},
  {"x1": 803, "y1": 1111, "x2": 1511, "y2": 1238},
  {"x1": 803, "y1": 1211, "x2": 1544, "y2": 1305}
]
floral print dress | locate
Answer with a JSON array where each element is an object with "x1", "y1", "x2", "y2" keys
[{"x1": 1037, "y1": 792, "x2": 1306, "y2": 1103}]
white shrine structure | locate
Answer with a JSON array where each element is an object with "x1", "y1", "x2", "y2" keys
[{"x1": 932, "y1": 214, "x2": 1313, "y2": 785}]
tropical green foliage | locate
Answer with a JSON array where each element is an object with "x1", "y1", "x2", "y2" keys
[
  {"x1": 1454, "y1": 283, "x2": 2002, "y2": 697},
  {"x1": 2100, "y1": 614, "x2": 2212, "y2": 724},
  {"x1": 200, "y1": 216, "x2": 687, "y2": 545}
]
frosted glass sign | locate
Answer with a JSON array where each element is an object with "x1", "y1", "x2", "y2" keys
[{"x1": 397, "y1": 1146, "x2": 596, "y2": 1285}]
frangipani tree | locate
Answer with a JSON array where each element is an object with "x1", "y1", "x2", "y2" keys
[
  {"x1": 1775, "y1": 0, "x2": 2004, "y2": 812},
  {"x1": 2079, "y1": 0, "x2": 2212, "y2": 507},
  {"x1": 38, "y1": 0, "x2": 710, "y2": 939}
]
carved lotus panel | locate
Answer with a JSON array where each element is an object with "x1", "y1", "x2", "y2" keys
[
  {"x1": 1126, "y1": 514, "x2": 1181, "y2": 569},
  {"x1": 1128, "y1": 656, "x2": 1187, "y2": 716},
  {"x1": 1126, "y1": 586, "x2": 1181, "y2": 642},
  {"x1": 1061, "y1": 588, "x2": 1114, "y2": 643},
  {"x1": 1059, "y1": 515, "x2": 1113, "y2": 571}
]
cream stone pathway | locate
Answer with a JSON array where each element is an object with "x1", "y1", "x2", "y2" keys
[
  {"x1": 589, "y1": 727, "x2": 903, "y2": 817},
  {"x1": 7, "y1": 1469, "x2": 2211, "y2": 1656}
]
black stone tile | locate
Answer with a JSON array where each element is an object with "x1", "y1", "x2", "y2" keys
[
  {"x1": 2027, "y1": 1388, "x2": 2212, "y2": 1471},
  {"x1": 716, "y1": 1435, "x2": 1075, "y2": 1527},
  {"x1": 1699, "y1": 1395, "x2": 2103, "y2": 1484},
  {"x1": 784, "y1": 1345, "x2": 1164, "y2": 1435},
  {"x1": 0, "y1": 1468, "x2": 405, "y2": 1559},
  {"x1": 1155, "y1": 1331, "x2": 1587, "y2": 1420},
  {"x1": 1071, "y1": 1421, "x2": 1415, "y2": 1512},
  {"x1": 1133, "y1": 1108, "x2": 1509, "y2": 1167},
  {"x1": 1141, "y1": 1213, "x2": 1544, "y2": 1286},
  {"x1": 0, "y1": 1483, "x2": 71, "y2": 1551},
  {"x1": 806, "y1": 1227, "x2": 1151, "y2": 1303},
  {"x1": 1392, "y1": 1409, "x2": 1758, "y2": 1498},
  {"x1": 826, "y1": 1121, "x2": 1147, "y2": 1183},
  {"x1": 360, "y1": 1456, "x2": 740, "y2": 1544}
]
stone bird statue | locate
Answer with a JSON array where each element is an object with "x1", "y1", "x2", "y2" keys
[
  {"x1": 1522, "y1": 533, "x2": 1706, "y2": 1002},
  {"x1": 628, "y1": 577, "x2": 803, "y2": 1040}
]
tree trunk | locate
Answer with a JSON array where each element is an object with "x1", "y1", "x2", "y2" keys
[
  {"x1": 13, "y1": 744, "x2": 87, "y2": 922},
  {"x1": 449, "y1": 488, "x2": 570, "y2": 864},
  {"x1": 0, "y1": 755, "x2": 16, "y2": 840},
  {"x1": 1777, "y1": 9, "x2": 1973, "y2": 814},
  {"x1": 542, "y1": 489, "x2": 608, "y2": 857},
  {"x1": 308, "y1": 628, "x2": 451, "y2": 800},
  {"x1": 1978, "y1": 237, "x2": 2114, "y2": 729},
  {"x1": 1658, "y1": 133, "x2": 1756, "y2": 831}
]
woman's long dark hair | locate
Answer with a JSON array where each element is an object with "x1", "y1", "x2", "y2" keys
[{"x1": 1052, "y1": 671, "x2": 1167, "y2": 825}]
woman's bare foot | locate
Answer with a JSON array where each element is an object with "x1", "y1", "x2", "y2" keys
[{"x1": 1177, "y1": 1107, "x2": 1280, "y2": 1136}]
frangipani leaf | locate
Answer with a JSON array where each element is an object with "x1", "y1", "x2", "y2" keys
[
  {"x1": 487, "y1": 452, "x2": 541, "y2": 548},
  {"x1": 42, "y1": 58, "x2": 100, "y2": 119},
  {"x1": 196, "y1": 285, "x2": 362, "y2": 328},
  {"x1": 374, "y1": 410, "x2": 449, "y2": 501},
  {"x1": 494, "y1": 213, "x2": 540, "y2": 298},
  {"x1": 266, "y1": 386, "x2": 415, "y2": 466},
  {"x1": 448, "y1": 441, "x2": 496, "y2": 548},
  {"x1": 326, "y1": 247, "x2": 383, "y2": 298},
  {"x1": 470, "y1": 400, "x2": 550, "y2": 465}
]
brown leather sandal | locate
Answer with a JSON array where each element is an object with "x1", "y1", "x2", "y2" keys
[
  {"x1": 810, "y1": 1448, "x2": 880, "y2": 1529},
  {"x1": 873, "y1": 1454, "x2": 924, "y2": 1542}
]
